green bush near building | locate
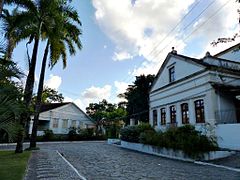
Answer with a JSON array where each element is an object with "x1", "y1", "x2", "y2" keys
[
  {"x1": 120, "y1": 124, "x2": 218, "y2": 156},
  {"x1": 120, "y1": 123, "x2": 155, "y2": 142}
]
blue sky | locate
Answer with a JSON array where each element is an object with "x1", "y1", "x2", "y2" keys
[{"x1": 10, "y1": 0, "x2": 240, "y2": 110}]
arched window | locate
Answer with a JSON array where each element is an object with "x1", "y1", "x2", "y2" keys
[{"x1": 194, "y1": 99, "x2": 205, "y2": 123}]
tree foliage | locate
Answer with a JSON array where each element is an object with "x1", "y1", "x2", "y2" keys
[
  {"x1": 0, "y1": 56, "x2": 25, "y2": 142},
  {"x1": 118, "y1": 74, "x2": 155, "y2": 123},
  {"x1": 32, "y1": 87, "x2": 64, "y2": 104},
  {"x1": 86, "y1": 99, "x2": 127, "y2": 122}
]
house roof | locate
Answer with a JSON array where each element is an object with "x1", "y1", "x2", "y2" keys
[
  {"x1": 214, "y1": 43, "x2": 240, "y2": 57},
  {"x1": 150, "y1": 51, "x2": 240, "y2": 93},
  {"x1": 40, "y1": 102, "x2": 70, "y2": 113}
]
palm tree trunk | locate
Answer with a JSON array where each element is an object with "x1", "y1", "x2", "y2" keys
[
  {"x1": 15, "y1": 36, "x2": 40, "y2": 153},
  {"x1": 5, "y1": 36, "x2": 14, "y2": 60},
  {"x1": 30, "y1": 41, "x2": 49, "y2": 148},
  {"x1": 0, "y1": 0, "x2": 4, "y2": 15}
]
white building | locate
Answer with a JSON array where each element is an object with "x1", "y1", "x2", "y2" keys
[
  {"x1": 149, "y1": 46, "x2": 240, "y2": 150},
  {"x1": 29, "y1": 102, "x2": 95, "y2": 135}
]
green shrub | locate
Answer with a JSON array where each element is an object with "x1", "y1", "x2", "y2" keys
[
  {"x1": 78, "y1": 128, "x2": 94, "y2": 139},
  {"x1": 120, "y1": 123, "x2": 154, "y2": 143},
  {"x1": 106, "y1": 124, "x2": 121, "y2": 138},
  {"x1": 43, "y1": 129, "x2": 54, "y2": 141},
  {"x1": 139, "y1": 130, "x2": 160, "y2": 145},
  {"x1": 68, "y1": 127, "x2": 77, "y2": 141},
  {"x1": 124, "y1": 124, "x2": 218, "y2": 157}
]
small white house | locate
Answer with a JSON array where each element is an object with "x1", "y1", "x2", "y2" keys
[
  {"x1": 29, "y1": 102, "x2": 95, "y2": 135},
  {"x1": 149, "y1": 46, "x2": 240, "y2": 150}
]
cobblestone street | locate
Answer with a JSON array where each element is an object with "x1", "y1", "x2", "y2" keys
[{"x1": 23, "y1": 141, "x2": 240, "y2": 180}]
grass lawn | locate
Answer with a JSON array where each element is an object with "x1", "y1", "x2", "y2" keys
[{"x1": 0, "y1": 151, "x2": 31, "y2": 180}]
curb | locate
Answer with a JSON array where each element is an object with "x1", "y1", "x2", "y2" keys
[
  {"x1": 0, "y1": 140, "x2": 106, "y2": 146},
  {"x1": 194, "y1": 161, "x2": 240, "y2": 173}
]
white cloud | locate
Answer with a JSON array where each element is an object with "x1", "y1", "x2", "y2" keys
[
  {"x1": 92, "y1": 0, "x2": 193, "y2": 64},
  {"x1": 63, "y1": 83, "x2": 130, "y2": 111},
  {"x1": 67, "y1": 85, "x2": 112, "y2": 111},
  {"x1": 45, "y1": 74, "x2": 62, "y2": 90},
  {"x1": 93, "y1": 0, "x2": 240, "y2": 76},
  {"x1": 103, "y1": 45, "x2": 107, "y2": 49},
  {"x1": 82, "y1": 85, "x2": 112, "y2": 100},
  {"x1": 113, "y1": 51, "x2": 133, "y2": 61},
  {"x1": 114, "y1": 81, "x2": 128, "y2": 94},
  {"x1": 64, "y1": 96, "x2": 73, "y2": 102}
]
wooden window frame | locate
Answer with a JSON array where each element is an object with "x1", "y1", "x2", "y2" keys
[
  {"x1": 52, "y1": 118, "x2": 59, "y2": 128},
  {"x1": 160, "y1": 108, "x2": 166, "y2": 125},
  {"x1": 181, "y1": 103, "x2": 189, "y2": 124},
  {"x1": 71, "y1": 120, "x2": 77, "y2": 128},
  {"x1": 62, "y1": 119, "x2": 68, "y2": 129},
  {"x1": 169, "y1": 66, "x2": 175, "y2": 83},
  {"x1": 170, "y1": 105, "x2": 176, "y2": 123},
  {"x1": 153, "y1": 110, "x2": 158, "y2": 126},
  {"x1": 194, "y1": 99, "x2": 205, "y2": 123}
]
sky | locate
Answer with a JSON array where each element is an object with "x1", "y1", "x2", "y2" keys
[{"x1": 9, "y1": 0, "x2": 240, "y2": 111}]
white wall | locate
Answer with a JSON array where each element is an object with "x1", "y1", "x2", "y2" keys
[
  {"x1": 150, "y1": 71, "x2": 217, "y2": 129},
  {"x1": 35, "y1": 103, "x2": 94, "y2": 135},
  {"x1": 215, "y1": 124, "x2": 240, "y2": 150},
  {"x1": 151, "y1": 55, "x2": 204, "y2": 92}
]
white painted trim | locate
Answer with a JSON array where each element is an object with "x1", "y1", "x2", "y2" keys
[{"x1": 56, "y1": 150, "x2": 87, "y2": 180}]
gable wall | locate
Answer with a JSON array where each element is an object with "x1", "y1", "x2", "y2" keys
[
  {"x1": 37, "y1": 103, "x2": 94, "y2": 134},
  {"x1": 151, "y1": 56, "x2": 204, "y2": 92}
]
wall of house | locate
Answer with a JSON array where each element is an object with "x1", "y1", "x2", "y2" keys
[
  {"x1": 216, "y1": 93, "x2": 237, "y2": 123},
  {"x1": 150, "y1": 65, "x2": 240, "y2": 130},
  {"x1": 215, "y1": 124, "x2": 240, "y2": 150},
  {"x1": 35, "y1": 104, "x2": 94, "y2": 135},
  {"x1": 151, "y1": 56, "x2": 204, "y2": 92},
  {"x1": 150, "y1": 70, "x2": 218, "y2": 130}
]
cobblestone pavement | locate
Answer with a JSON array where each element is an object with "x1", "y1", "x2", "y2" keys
[
  {"x1": 37, "y1": 142, "x2": 240, "y2": 180},
  {"x1": 1, "y1": 142, "x2": 240, "y2": 179},
  {"x1": 24, "y1": 150, "x2": 80, "y2": 180},
  {"x1": 210, "y1": 152, "x2": 240, "y2": 169}
]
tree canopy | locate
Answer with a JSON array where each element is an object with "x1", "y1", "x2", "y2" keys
[
  {"x1": 32, "y1": 87, "x2": 64, "y2": 104},
  {"x1": 118, "y1": 74, "x2": 155, "y2": 124}
]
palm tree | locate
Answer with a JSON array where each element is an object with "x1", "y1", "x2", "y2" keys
[
  {"x1": 30, "y1": 2, "x2": 82, "y2": 148},
  {"x1": 12, "y1": 0, "x2": 55, "y2": 153},
  {"x1": 0, "y1": 0, "x2": 3, "y2": 15},
  {"x1": 2, "y1": 0, "x2": 74, "y2": 153}
]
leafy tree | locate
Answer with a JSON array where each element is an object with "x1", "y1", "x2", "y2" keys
[
  {"x1": 32, "y1": 87, "x2": 64, "y2": 104},
  {"x1": 30, "y1": 1, "x2": 82, "y2": 148},
  {"x1": 86, "y1": 99, "x2": 127, "y2": 134},
  {"x1": 1, "y1": 0, "x2": 79, "y2": 152},
  {"x1": 119, "y1": 74, "x2": 155, "y2": 124},
  {"x1": 0, "y1": 55, "x2": 25, "y2": 142}
]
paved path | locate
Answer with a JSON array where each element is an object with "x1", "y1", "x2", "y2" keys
[{"x1": 23, "y1": 142, "x2": 240, "y2": 180}]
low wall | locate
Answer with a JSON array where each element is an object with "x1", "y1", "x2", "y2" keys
[
  {"x1": 216, "y1": 124, "x2": 240, "y2": 150},
  {"x1": 121, "y1": 141, "x2": 234, "y2": 161},
  {"x1": 107, "y1": 139, "x2": 121, "y2": 145}
]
